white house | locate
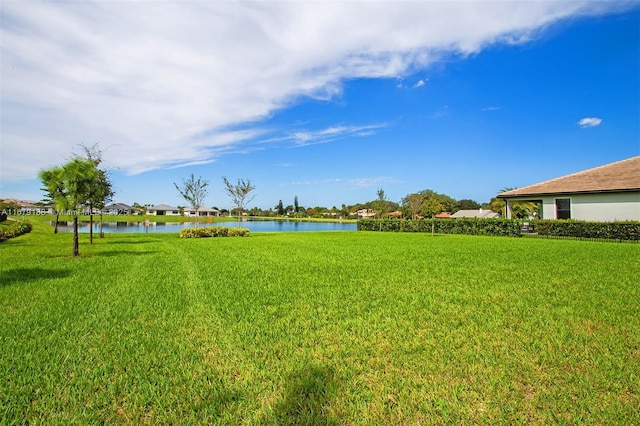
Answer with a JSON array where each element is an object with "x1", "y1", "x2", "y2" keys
[
  {"x1": 497, "y1": 156, "x2": 640, "y2": 222},
  {"x1": 451, "y1": 209, "x2": 500, "y2": 219},
  {"x1": 354, "y1": 209, "x2": 376, "y2": 219},
  {"x1": 148, "y1": 204, "x2": 180, "y2": 216},
  {"x1": 184, "y1": 206, "x2": 220, "y2": 217}
]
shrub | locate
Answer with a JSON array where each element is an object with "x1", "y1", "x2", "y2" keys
[
  {"x1": 0, "y1": 220, "x2": 33, "y2": 242},
  {"x1": 179, "y1": 226, "x2": 250, "y2": 238},
  {"x1": 534, "y1": 220, "x2": 640, "y2": 241},
  {"x1": 358, "y1": 218, "x2": 522, "y2": 237},
  {"x1": 358, "y1": 218, "x2": 640, "y2": 241}
]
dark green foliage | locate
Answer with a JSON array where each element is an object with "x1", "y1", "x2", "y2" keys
[
  {"x1": 179, "y1": 227, "x2": 250, "y2": 238},
  {"x1": 0, "y1": 221, "x2": 32, "y2": 242},
  {"x1": 358, "y1": 218, "x2": 522, "y2": 237},
  {"x1": 359, "y1": 218, "x2": 640, "y2": 241},
  {"x1": 535, "y1": 220, "x2": 640, "y2": 241},
  {"x1": 456, "y1": 199, "x2": 481, "y2": 210}
]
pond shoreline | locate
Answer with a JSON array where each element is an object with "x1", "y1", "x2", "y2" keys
[{"x1": 51, "y1": 219, "x2": 357, "y2": 233}]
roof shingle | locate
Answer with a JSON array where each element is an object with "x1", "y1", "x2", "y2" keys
[{"x1": 498, "y1": 156, "x2": 640, "y2": 198}]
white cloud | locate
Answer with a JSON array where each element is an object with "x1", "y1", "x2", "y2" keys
[
  {"x1": 347, "y1": 177, "x2": 396, "y2": 189},
  {"x1": 578, "y1": 117, "x2": 603, "y2": 128},
  {"x1": 413, "y1": 79, "x2": 426, "y2": 88},
  {"x1": 285, "y1": 123, "x2": 388, "y2": 147},
  {"x1": 0, "y1": 1, "x2": 623, "y2": 181}
]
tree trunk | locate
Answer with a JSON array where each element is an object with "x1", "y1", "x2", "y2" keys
[
  {"x1": 99, "y1": 213, "x2": 104, "y2": 238},
  {"x1": 54, "y1": 211, "x2": 59, "y2": 234},
  {"x1": 89, "y1": 203, "x2": 94, "y2": 244},
  {"x1": 73, "y1": 215, "x2": 79, "y2": 256}
]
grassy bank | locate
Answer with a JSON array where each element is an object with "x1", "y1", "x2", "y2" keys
[{"x1": 1, "y1": 221, "x2": 638, "y2": 424}]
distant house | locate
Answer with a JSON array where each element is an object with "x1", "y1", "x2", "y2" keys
[
  {"x1": 148, "y1": 204, "x2": 180, "y2": 216},
  {"x1": 3, "y1": 199, "x2": 54, "y2": 214},
  {"x1": 354, "y1": 209, "x2": 376, "y2": 219},
  {"x1": 497, "y1": 156, "x2": 640, "y2": 222},
  {"x1": 451, "y1": 209, "x2": 500, "y2": 219},
  {"x1": 102, "y1": 203, "x2": 134, "y2": 215},
  {"x1": 434, "y1": 212, "x2": 451, "y2": 219},
  {"x1": 184, "y1": 206, "x2": 220, "y2": 217}
]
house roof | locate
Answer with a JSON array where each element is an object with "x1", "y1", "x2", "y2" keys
[
  {"x1": 150, "y1": 204, "x2": 178, "y2": 210},
  {"x1": 451, "y1": 209, "x2": 500, "y2": 219},
  {"x1": 184, "y1": 206, "x2": 218, "y2": 212},
  {"x1": 103, "y1": 203, "x2": 133, "y2": 210},
  {"x1": 497, "y1": 156, "x2": 640, "y2": 198}
]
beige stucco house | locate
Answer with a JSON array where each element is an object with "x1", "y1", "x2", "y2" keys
[
  {"x1": 184, "y1": 206, "x2": 220, "y2": 217},
  {"x1": 148, "y1": 204, "x2": 180, "y2": 216},
  {"x1": 451, "y1": 209, "x2": 500, "y2": 219},
  {"x1": 497, "y1": 156, "x2": 640, "y2": 221}
]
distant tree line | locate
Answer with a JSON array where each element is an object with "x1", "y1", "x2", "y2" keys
[{"x1": 236, "y1": 188, "x2": 538, "y2": 220}]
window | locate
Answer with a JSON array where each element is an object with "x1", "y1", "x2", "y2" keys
[{"x1": 555, "y1": 198, "x2": 571, "y2": 219}]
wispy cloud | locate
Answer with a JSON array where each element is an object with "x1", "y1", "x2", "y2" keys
[
  {"x1": 413, "y1": 79, "x2": 427, "y2": 88},
  {"x1": 578, "y1": 117, "x2": 603, "y2": 128},
  {"x1": 288, "y1": 123, "x2": 388, "y2": 147},
  {"x1": 482, "y1": 106, "x2": 502, "y2": 112},
  {"x1": 0, "y1": 1, "x2": 623, "y2": 180},
  {"x1": 346, "y1": 177, "x2": 397, "y2": 188},
  {"x1": 429, "y1": 105, "x2": 449, "y2": 119},
  {"x1": 396, "y1": 77, "x2": 428, "y2": 89}
]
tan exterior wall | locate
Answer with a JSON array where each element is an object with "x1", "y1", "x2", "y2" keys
[{"x1": 539, "y1": 192, "x2": 640, "y2": 221}]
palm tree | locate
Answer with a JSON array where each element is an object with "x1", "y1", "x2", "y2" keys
[{"x1": 40, "y1": 158, "x2": 99, "y2": 256}]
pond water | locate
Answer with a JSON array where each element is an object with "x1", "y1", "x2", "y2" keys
[{"x1": 52, "y1": 219, "x2": 357, "y2": 233}]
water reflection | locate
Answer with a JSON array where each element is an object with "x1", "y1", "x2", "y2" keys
[{"x1": 52, "y1": 219, "x2": 356, "y2": 233}]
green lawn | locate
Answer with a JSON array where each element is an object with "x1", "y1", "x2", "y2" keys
[{"x1": 1, "y1": 221, "x2": 638, "y2": 424}]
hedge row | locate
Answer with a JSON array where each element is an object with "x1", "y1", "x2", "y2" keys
[
  {"x1": 179, "y1": 226, "x2": 250, "y2": 238},
  {"x1": 534, "y1": 220, "x2": 640, "y2": 241},
  {"x1": 0, "y1": 220, "x2": 33, "y2": 242},
  {"x1": 358, "y1": 218, "x2": 522, "y2": 237},
  {"x1": 358, "y1": 218, "x2": 640, "y2": 241}
]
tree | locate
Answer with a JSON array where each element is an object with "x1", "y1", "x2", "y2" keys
[
  {"x1": 39, "y1": 170, "x2": 66, "y2": 234},
  {"x1": 222, "y1": 177, "x2": 255, "y2": 227},
  {"x1": 174, "y1": 174, "x2": 209, "y2": 227},
  {"x1": 492, "y1": 188, "x2": 540, "y2": 219},
  {"x1": 373, "y1": 188, "x2": 387, "y2": 218},
  {"x1": 421, "y1": 193, "x2": 445, "y2": 218},
  {"x1": 77, "y1": 143, "x2": 114, "y2": 241},
  {"x1": 39, "y1": 157, "x2": 99, "y2": 256},
  {"x1": 372, "y1": 188, "x2": 387, "y2": 231},
  {"x1": 294, "y1": 196, "x2": 300, "y2": 215},
  {"x1": 456, "y1": 199, "x2": 481, "y2": 211},
  {"x1": 402, "y1": 193, "x2": 424, "y2": 219},
  {"x1": 418, "y1": 189, "x2": 456, "y2": 213},
  {"x1": 276, "y1": 200, "x2": 285, "y2": 216}
]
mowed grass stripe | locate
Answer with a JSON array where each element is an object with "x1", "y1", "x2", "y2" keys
[{"x1": 1, "y1": 223, "x2": 638, "y2": 424}]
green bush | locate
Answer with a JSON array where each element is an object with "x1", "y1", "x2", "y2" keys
[
  {"x1": 358, "y1": 218, "x2": 640, "y2": 241},
  {"x1": 534, "y1": 220, "x2": 640, "y2": 241},
  {"x1": 0, "y1": 220, "x2": 33, "y2": 242},
  {"x1": 358, "y1": 218, "x2": 522, "y2": 237},
  {"x1": 179, "y1": 226, "x2": 250, "y2": 238}
]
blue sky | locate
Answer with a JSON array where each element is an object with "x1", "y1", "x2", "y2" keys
[{"x1": 1, "y1": 1, "x2": 638, "y2": 210}]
